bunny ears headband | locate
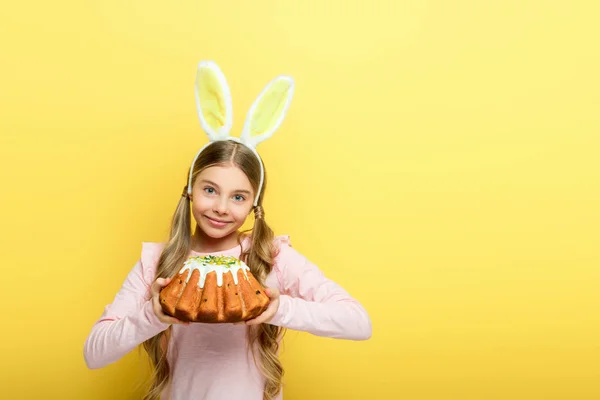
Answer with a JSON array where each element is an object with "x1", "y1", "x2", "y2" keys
[{"x1": 188, "y1": 60, "x2": 295, "y2": 207}]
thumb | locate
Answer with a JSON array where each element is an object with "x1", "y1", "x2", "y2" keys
[
  {"x1": 265, "y1": 287, "x2": 280, "y2": 299},
  {"x1": 152, "y1": 277, "x2": 171, "y2": 294}
]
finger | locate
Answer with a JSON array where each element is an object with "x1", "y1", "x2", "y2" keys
[
  {"x1": 151, "y1": 278, "x2": 163, "y2": 293},
  {"x1": 246, "y1": 312, "x2": 271, "y2": 325},
  {"x1": 264, "y1": 287, "x2": 280, "y2": 299},
  {"x1": 158, "y1": 277, "x2": 171, "y2": 288},
  {"x1": 154, "y1": 303, "x2": 189, "y2": 325},
  {"x1": 154, "y1": 277, "x2": 171, "y2": 287},
  {"x1": 151, "y1": 277, "x2": 172, "y2": 295},
  {"x1": 163, "y1": 316, "x2": 189, "y2": 325},
  {"x1": 149, "y1": 291, "x2": 188, "y2": 325}
]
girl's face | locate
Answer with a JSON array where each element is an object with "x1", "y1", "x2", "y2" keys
[{"x1": 190, "y1": 164, "x2": 255, "y2": 241}]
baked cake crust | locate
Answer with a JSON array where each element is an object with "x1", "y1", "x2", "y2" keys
[{"x1": 159, "y1": 255, "x2": 270, "y2": 323}]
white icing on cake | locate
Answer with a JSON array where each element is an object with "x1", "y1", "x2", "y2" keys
[{"x1": 178, "y1": 255, "x2": 250, "y2": 288}]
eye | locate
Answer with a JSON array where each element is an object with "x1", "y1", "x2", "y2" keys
[
  {"x1": 233, "y1": 195, "x2": 245, "y2": 202},
  {"x1": 204, "y1": 187, "x2": 216, "y2": 194}
]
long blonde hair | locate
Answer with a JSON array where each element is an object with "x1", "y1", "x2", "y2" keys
[{"x1": 141, "y1": 140, "x2": 285, "y2": 400}]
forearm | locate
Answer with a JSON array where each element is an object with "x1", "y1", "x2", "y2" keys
[
  {"x1": 84, "y1": 300, "x2": 170, "y2": 369},
  {"x1": 269, "y1": 295, "x2": 372, "y2": 340}
]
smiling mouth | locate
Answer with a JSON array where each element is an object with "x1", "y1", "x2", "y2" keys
[{"x1": 205, "y1": 216, "x2": 232, "y2": 224}]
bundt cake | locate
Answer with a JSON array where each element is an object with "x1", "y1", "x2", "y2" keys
[{"x1": 159, "y1": 255, "x2": 270, "y2": 323}]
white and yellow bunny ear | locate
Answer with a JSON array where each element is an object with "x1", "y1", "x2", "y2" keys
[
  {"x1": 188, "y1": 64, "x2": 294, "y2": 203},
  {"x1": 195, "y1": 60, "x2": 233, "y2": 141},
  {"x1": 240, "y1": 75, "x2": 294, "y2": 148}
]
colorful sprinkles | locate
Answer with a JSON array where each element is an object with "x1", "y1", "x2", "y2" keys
[{"x1": 185, "y1": 255, "x2": 240, "y2": 268}]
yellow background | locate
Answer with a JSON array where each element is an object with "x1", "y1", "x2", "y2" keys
[{"x1": 1, "y1": 1, "x2": 599, "y2": 399}]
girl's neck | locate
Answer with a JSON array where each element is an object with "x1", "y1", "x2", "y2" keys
[{"x1": 190, "y1": 226, "x2": 242, "y2": 254}]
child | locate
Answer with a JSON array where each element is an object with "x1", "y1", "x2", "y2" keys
[{"x1": 83, "y1": 61, "x2": 372, "y2": 400}]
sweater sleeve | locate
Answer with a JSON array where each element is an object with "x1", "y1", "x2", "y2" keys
[
  {"x1": 83, "y1": 243, "x2": 171, "y2": 369},
  {"x1": 268, "y1": 237, "x2": 372, "y2": 341}
]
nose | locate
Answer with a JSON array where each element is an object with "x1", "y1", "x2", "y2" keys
[{"x1": 213, "y1": 196, "x2": 229, "y2": 215}]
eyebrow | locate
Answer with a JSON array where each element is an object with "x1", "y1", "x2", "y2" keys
[{"x1": 200, "y1": 179, "x2": 252, "y2": 195}]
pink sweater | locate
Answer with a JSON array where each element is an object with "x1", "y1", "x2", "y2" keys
[{"x1": 84, "y1": 235, "x2": 372, "y2": 400}]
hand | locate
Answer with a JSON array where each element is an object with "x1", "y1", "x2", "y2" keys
[
  {"x1": 151, "y1": 277, "x2": 190, "y2": 326},
  {"x1": 243, "y1": 287, "x2": 280, "y2": 326}
]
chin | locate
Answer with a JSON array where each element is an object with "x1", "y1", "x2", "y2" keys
[
  {"x1": 198, "y1": 222, "x2": 238, "y2": 239},
  {"x1": 201, "y1": 227, "x2": 232, "y2": 239}
]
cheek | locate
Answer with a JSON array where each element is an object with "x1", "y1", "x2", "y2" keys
[
  {"x1": 231, "y1": 204, "x2": 253, "y2": 221},
  {"x1": 191, "y1": 197, "x2": 211, "y2": 215}
]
